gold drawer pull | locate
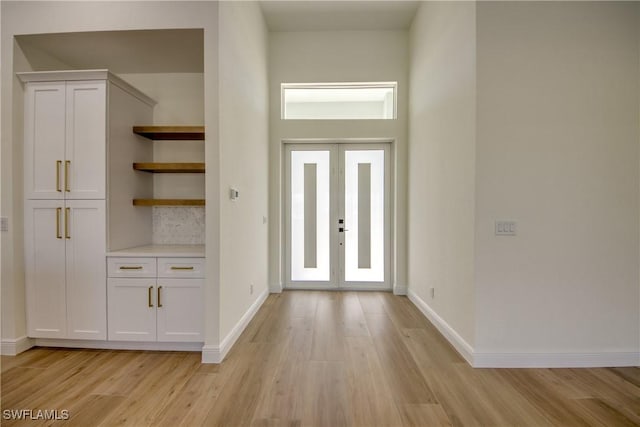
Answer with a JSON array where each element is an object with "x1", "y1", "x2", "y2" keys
[
  {"x1": 56, "y1": 207, "x2": 62, "y2": 239},
  {"x1": 56, "y1": 161, "x2": 62, "y2": 192},
  {"x1": 170, "y1": 266, "x2": 194, "y2": 270},
  {"x1": 120, "y1": 266, "x2": 143, "y2": 270},
  {"x1": 157, "y1": 286, "x2": 163, "y2": 308},
  {"x1": 148, "y1": 286, "x2": 154, "y2": 307},
  {"x1": 65, "y1": 207, "x2": 70, "y2": 239},
  {"x1": 65, "y1": 160, "x2": 71, "y2": 192}
]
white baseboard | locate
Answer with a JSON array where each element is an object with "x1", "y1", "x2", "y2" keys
[
  {"x1": 1, "y1": 336, "x2": 35, "y2": 356},
  {"x1": 201, "y1": 347, "x2": 219, "y2": 363},
  {"x1": 393, "y1": 285, "x2": 407, "y2": 295},
  {"x1": 34, "y1": 339, "x2": 203, "y2": 352},
  {"x1": 407, "y1": 289, "x2": 474, "y2": 365},
  {"x1": 202, "y1": 288, "x2": 269, "y2": 364},
  {"x1": 408, "y1": 288, "x2": 640, "y2": 368},
  {"x1": 269, "y1": 283, "x2": 283, "y2": 293},
  {"x1": 474, "y1": 351, "x2": 640, "y2": 368}
]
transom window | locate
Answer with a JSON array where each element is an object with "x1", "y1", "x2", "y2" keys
[{"x1": 281, "y1": 82, "x2": 397, "y2": 120}]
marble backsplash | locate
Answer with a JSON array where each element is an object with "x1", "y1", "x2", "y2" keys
[{"x1": 152, "y1": 207, "x2": 205, "y2": 245}]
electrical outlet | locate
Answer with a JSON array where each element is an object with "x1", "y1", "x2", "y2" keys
[
  {"x1": 430, "y1": 287, "x2": 435, "y2": 299},
  {"x1": 0, "y1": 217, "x2": 8, "y2": 232},
  {"x1": 250, "y1": 283, "x2": 254, "y2": 295},
  {"x1": 495, "y1": 220, "x2": 517, "y2": 236}
]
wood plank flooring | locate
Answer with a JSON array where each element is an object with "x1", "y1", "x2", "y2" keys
[{"x1": 1, "y1": 291, "x2": 639, "y2": 426}]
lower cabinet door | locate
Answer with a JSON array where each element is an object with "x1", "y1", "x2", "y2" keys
[
  {"x1": 156, "y1": 278, "x2": 203, "y2": 342},
  {"x1": 65, "y1": 200, "x2": 106, "y2": 340},
  {"x1": 107, "y1": 278, "x2": 156, "y2": 341},
  {"x1": 25, "y1": 200, "x2": 67, "y2": 338}
]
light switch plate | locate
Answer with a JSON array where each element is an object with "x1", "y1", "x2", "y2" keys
[
  {"x1": 0, "y1": 217, "x2": 8, "y2": 232},
  {"x1": 495, "y1": 220, "x2": 516, "y2": 236},
  {"x1": 230, "y1": 188, "x2": 239, "y2": 200}
]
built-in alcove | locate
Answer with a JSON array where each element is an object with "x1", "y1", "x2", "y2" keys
[{"x1": 16, "y1": 29, "x2": 206, "y2": 248}]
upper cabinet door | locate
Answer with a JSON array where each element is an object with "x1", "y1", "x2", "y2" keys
[
  {"x1": 65, "y1": 81, "x2": 106, "y2": 199},
  {"x1": 24, "y1": 82, "x2": 66, "y2": 200}
]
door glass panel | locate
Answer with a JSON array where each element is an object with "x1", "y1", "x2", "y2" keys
[
  {"x1": 291, "y1": 151, "x2": 330, "y2": 281},
  {"x1": 344, "y1": 150, "x2": 384, "y2": 282}
]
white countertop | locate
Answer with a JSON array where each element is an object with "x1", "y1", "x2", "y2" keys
[{"x1": 107, "y1": 244, "x2": 205, "y2": 258}]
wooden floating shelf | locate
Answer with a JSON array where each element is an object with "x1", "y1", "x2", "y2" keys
[
  {"x1": 133, "y1": 125, "x2": 205, "y2": 140},
  {"x1": 133, "y1": 199, "x2": 205, "y2": 206},
  {"x1": 133, "y1": 162, "x2": 205, "y2": 173}
]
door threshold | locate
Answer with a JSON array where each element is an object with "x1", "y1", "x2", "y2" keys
[{"x1": 283, "y1": 286, "x2": 392, "y2": 292}]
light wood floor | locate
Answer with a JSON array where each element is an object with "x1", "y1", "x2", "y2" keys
[{"x1": 1, "y1": 291, "x2": 639, "y2": 426}]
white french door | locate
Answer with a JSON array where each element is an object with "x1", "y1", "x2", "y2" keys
[{"x1": 285, "y1": 143, "x2": 391, "y2": 290}]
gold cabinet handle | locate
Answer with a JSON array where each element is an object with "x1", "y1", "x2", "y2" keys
[
  {"x1": 120, "y1": 266, "x2": 143, "y2": 270},
  {"x1": 65, "y1": 207, "x2": 70, "y2": 239},
  {"x1": 148, "y1": 286, "x2": 154, "y2": 307},
  {"x1": 56, "y1": 161, "x2": 62, "y2": 192},
  {"x1": 56, "y1": 207, "x2": 62, "y2": 239},
  {"x1": 170, "y1": 266, "x2": 194, "y2": 270},
  {"x1": 65, "y1": 160, "x2": 70, "y2": 192},
  {"x1": 157, "y1": 286, "x2": 163, "y2": 308}
]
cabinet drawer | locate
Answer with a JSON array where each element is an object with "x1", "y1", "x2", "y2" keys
[
  {"x1": 108, "y1": 257, "x2": 156, "y2": 278},
  {"x1": 157, "y1": 258, "x2": 204, "y2": 278}
]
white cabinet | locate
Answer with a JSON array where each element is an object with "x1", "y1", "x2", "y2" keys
[
  {"x1": 25, "y1": 200, "x2": 106, "y2": 339},
  {"x1": 65, "y1": 200, "x2": 107, "y2": 339},
  {"x1": 107, "y1": 257, "x2": 203, "y2": 343},
  {"x1": 24, "y1": 200, "x2": 67, "y2": 338},
  {"x1": 24, "y1": 80, "x2": 106, "y2": 200},
  {"x1": 107, "y1": 278, "x2": 157, "y2": 341},
  {"x1": 157, "y1": 257, "x2": 205, "y2": 278},
  {"x1": 23, "y1": 83, "x2": 65, "y2": 200},
  {"x1": 107, "y1": 257, "x2": 157, "y2": 278},
  {"x1": 20, "y1": 70, "x2": 155, "y2": 343},
  {"x1": 156, "y1": 278, "x2": 204, "y2": 342}
]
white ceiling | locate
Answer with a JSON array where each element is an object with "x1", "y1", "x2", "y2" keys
[
  {"x1": 260, "y1": 1, "x2": 420, "y2": 31},
  {"x1": 16, "y1": 29, "x2": 204, "y2": 74}
]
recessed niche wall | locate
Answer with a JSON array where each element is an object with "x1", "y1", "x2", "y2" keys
[{"x1": 16, "y1": 29, "x2": 205, "y2": 247}]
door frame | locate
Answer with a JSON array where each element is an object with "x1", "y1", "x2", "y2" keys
[{"x1": 282, "y1": 138, "x2": 395, "y2": 291}]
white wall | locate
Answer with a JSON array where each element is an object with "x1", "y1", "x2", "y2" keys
[
  {"x1": 407, "y1": 2, "x2": 476, "y2": 349},
  {"x1": 475, "y1": 2, "x2": 640, "y2": 361},
  {"x1": 120, "y1": 72, "x2": 205, "y2": 202},
  {"x1": 268, "y1": 30, "x2": 409, "y2": 293},
  {"x1": 0, "y1": 0, "x2": 220, "y2": 349},
  {"x1": 120, "y1": 73, "x2": 206, "y2": 244},
  {"x1": 0, "y1": 41, "x2": 38, "y2": 342},
  {"x1": 217, "y1": 1, "x2": 269, "y2": 342},
  {"x1": 1, "y1": 38, "x2": 76, "y2": 342}
]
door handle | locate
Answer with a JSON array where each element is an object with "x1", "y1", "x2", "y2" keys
[
  {"x1": 65, "y1": 207, "x2": 70, "y2": 239},
  {"x1": 56, "y1": 208, "x2": 62, "y2": 239},
  {"x1": 339, "y1": 227, "x2": 349, "y2": 233},
  {"x1": 56, "y1": 161, "x2": 62, "y2": 192},
  {"x1": 148, "y1": 286, "x2": 154, "y2": 307},
  {"x1": 65, "y1": 160, "x2": 70, "y2": 192},
  {"x1": 157, "y1": 286, "x2": 163, "y2": 308}
]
